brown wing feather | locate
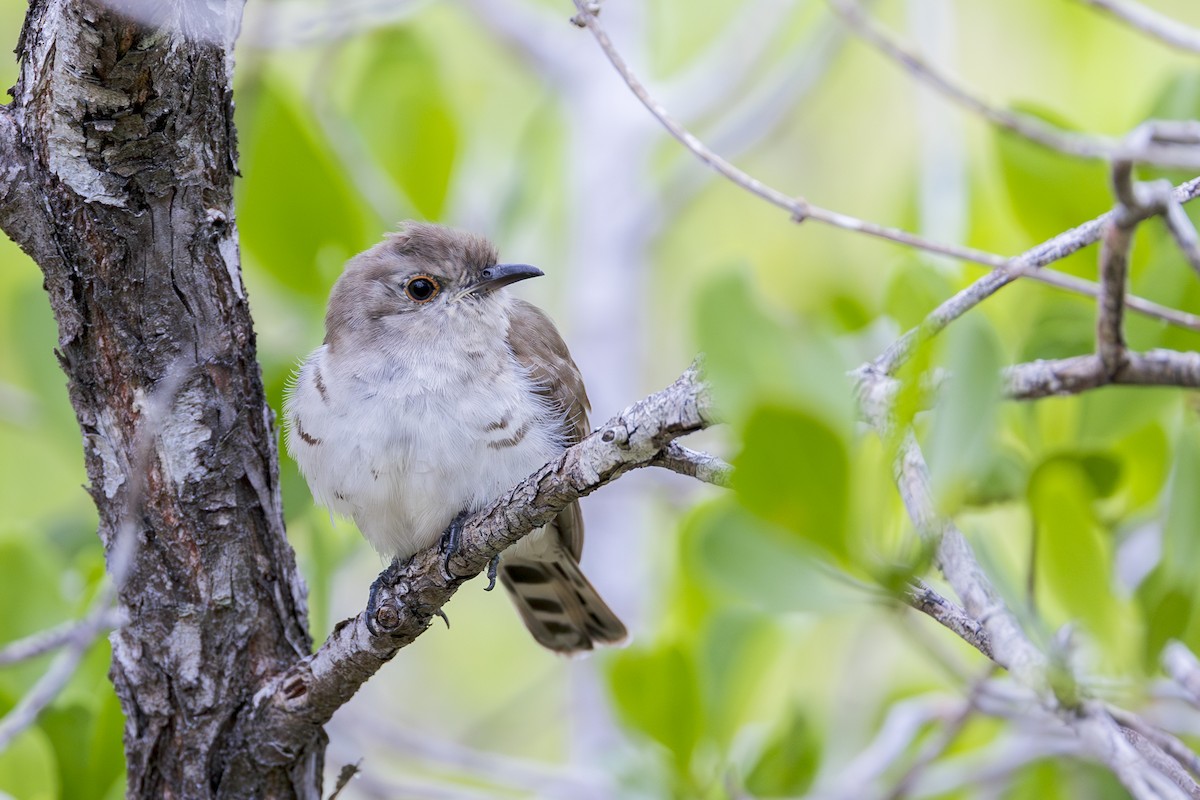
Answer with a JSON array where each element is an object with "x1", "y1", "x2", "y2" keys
[{"x1": 506, "y1": 299, "x2": 590, "y2": 561}]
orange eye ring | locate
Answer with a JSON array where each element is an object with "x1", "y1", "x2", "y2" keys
[{"x1": 405, "y1": 275, "x2": 440, "y2": 303}]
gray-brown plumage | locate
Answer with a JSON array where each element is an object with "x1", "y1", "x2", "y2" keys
[{"x1": 285, "y1": 221, "x2": 626, "y2": 653}]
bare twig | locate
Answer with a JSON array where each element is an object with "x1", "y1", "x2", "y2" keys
[
  {"x1": 0, "y1": 609, "x2": 125, "y2": 668},
  {"x1": 907, "y1": 582, "x2": 993, "y2": 660},
  {"x1": 567, "y1": 0, "x2": 1013, "y2": 267},
  {"x1": 650, "y1": 442, "x2": 732, "y2": 487},
  {"x1": 872, "y1": 176, "x2": 1200, "y2": 375},
  {"x1": 885, "y1": 666, "x2": 999, "y2": 800},
  {"x1": 569, "y1": 0, "x2": 1200, "y2": 343},
  {"x1": 828, "y1": 0, "x2": 1200, "y2": 168},
  {"x1": 1164, "y1": 642, "x2": 1200, "y2": 708},
  {"x1": 1004, "y1": 350, "x2": 1200, "y2": 399},
  {"x1": 1078, "y1": 0, "x2": 1200, "y2": 54},
  {"x1": 1110, "y1": 706, "x2": 1200, "y2": 783}
]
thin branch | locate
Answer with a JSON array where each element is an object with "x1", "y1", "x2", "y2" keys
[
  {"x1": 889, "y1": 429, "x2": 1191, "y2": 799},
  {"x1": 650, "y1": 442, "x2": 732, "y2": 487},
  {"x1": 906, "y1": 581, "x2": 993, "y2": 660},
  {"x1": 1123, "y1": 728, "x2": 1200, "y2": 799},
  {"x1": 1164, "y1": 641, "x2": 1200, "y2": 708},
  {"x1": 237, "y1": 363, "x2": 715, "y2": 769},
  {"x1": 568, "y1": 2, "x2": 1200, "y2": 350},
  {"x1": 1110, "y1": 706, "x2": 1200, "y2": 783},
  {"x1": 827, "y1": 0, "x2": 1200, "y2": 168},
  {"x1": 567, "y1": 0, "x2": 1016, "y2": 268},
  {"x1": 872, "y1": 176, "x2": 1200, "y2": 375},
  {"x1": 0, "y1": 609, "x2": 125, "y2": 668},
  {"x1": 885, "y1": 666, "x2": 999, "y2": 800},
  {"x1": 1096, "y1": 174, "x2": 1136, "y2": 376},
  {"x1": 1004, "y1": 350, "x2": 1200, "y2": 400},
  {"x1": 1079, "y1": 0, "x2": 1200, "y2": 54}
]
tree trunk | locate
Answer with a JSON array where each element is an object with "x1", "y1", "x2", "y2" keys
[{"x1": 0, "y1": 1, "x2": 322, "y2": 796}]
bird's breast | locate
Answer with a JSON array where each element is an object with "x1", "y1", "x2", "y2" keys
[{"x1": 285, "y1": 343, "x2": 565, "y2": 558}]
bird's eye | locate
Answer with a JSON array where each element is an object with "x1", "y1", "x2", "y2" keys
[{"x1": 405, "y1": 276, "x2": 439, "y2": 303}]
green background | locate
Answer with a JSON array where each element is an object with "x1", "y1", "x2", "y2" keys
[{"x1": 2, "y1": 0, "x2": 1200, "y2": 797}]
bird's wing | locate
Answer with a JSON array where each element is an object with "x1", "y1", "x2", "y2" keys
[{"x1": 506, "y1": 298, "x2": 590, "y2": 561}]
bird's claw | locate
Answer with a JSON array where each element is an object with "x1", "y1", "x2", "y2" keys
[
  {"x1": 439, "y1": 509, "x2": 470, "y2": 581},
  {"x1": 484, "y1": 554, "x2": 500, "y2": 591}
]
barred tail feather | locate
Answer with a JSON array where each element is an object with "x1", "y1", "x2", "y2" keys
[{"x1": 500, "y1": 555, "x2": 627, "y2": 654}]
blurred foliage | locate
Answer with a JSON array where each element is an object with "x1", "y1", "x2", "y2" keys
[{"x1": 2, "y1": 0, "x2": 1200, "y2": 798}]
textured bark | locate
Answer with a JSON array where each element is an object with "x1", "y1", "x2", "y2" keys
[{"x1": 0, "y1": 1, "x2": 319, "y2": 797}]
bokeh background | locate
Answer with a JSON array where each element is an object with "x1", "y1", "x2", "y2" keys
[{"x1": 3, "y1": 0, "x2": 1200, "y2": 797}]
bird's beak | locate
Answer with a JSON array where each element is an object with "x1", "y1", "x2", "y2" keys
[{"x1": 469, "y1": 263, "x2": 544, "y2": 294}]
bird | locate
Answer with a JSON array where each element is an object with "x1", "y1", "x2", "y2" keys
[{"x1": 283, "y1": 222, "x2": 627, "y2": 653}]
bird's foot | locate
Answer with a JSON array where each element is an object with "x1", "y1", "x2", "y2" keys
[
  {"x1": 439, "y1": 509, "x2": 471, "y2": 582},
  {"x1": 366, "y1": 556, "x2": 406, "y2": 636},
  {"x1": 484, "y1": 554, "x2": 500, "y2": 592}
]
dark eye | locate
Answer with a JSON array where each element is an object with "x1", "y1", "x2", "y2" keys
[{"x1": 405, "y1": 276, "x2": 439, "y2": 303}]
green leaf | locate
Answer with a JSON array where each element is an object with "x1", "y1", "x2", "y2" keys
[
  {"x1": 0, "y1": 726, "x2": 58, "y2": 800},
  {"x1": 695, "y1": 273, "x2": 852, "y2": 434},
  {"x1": 744, "y1": 708, "x2": 821, "y2": 797},
  {"x1": 1028, "y1": 456, "x2": 1120, "y2": 648},
  {"x1": 883, "y1": 259, "x2": 954, "y2": 331},
  {"x1": 348, "y1": 30, "x2": 459, "y2": 219},
  {"x1": 699, "y1": 611, "x2": 782, "y2": 749},
  {"x1": 608, "y1": 643, "x2": 703, "y2": 766},
  {"x1": 993, "y1": 104, "x2": 1110, "y2": 247},
  {"x1": 236, "y1": 76, "x2": 368, "y2": 297},
  {"x1": 1161, "y1": 421, "x2": 1200, "y2": 588},
  {"x1": 926, "y1": 316, "x2": 1004, "y2": 510},
  {"x1": 733, "y1": 406, "x2": 851, "y2": 559},
  {"x1": 684, "y1": 500, "x2": 862, "y2": 613}
]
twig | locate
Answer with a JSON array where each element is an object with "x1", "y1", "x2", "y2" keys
[
  {"x1": 885, "y1": 666, "x2": 999, "y2": 800},
  {"x1": 1097, "y1": 169, "x2": 1136, "y2": 375},
  {"x1": 828, "y1": 0, "x2": 1200, "y2": 168},
  {"x1": 569, "y1": 1, "x2": 1200, "y2": 341},
  {"x1": 1110, "y1": 705, "x2": 1200, "y2": 782},
  {"x1": 0, "y1": 609, "x2": 125, "y2": 667},
  {"x1": 1079, "y1": 0, "x2": 1200, "y2": 54},
  {"x1": 906, "y1": 581, "x2": 992, "y2": 660},
  {"x1": 1122, "y1": 727, "x2": 1200, "y2": 799},
  {"x1": 567, "y1": 0, "x2": 1014, "y2": 268},
  {"x1": 872, "y1": 176, "x2": 1200, "y2": 375},
  {"x1": 1164, "y1": 641, "x2": 1200, "y2": 708},
  {"x1": 650, "y1": 442, "x2": 732, "y2": 487},
  {"x1": 1004, "y1": 350, "x2": 1200, "y2": 399}
]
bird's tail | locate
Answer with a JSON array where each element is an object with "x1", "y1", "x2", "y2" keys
[{"x1": 499, "y1": 553, "x2": 627, "y2": 654}]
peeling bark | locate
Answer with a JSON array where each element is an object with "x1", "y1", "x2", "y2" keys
[{"x1": 1, "y1": 1, "x2": 319, "y2": 797}]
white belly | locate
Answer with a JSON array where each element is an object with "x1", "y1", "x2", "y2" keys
[{"x1": 284, "y1": 344, "x2": 563, "y2": 558}]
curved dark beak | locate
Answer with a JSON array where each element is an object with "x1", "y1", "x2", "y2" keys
[{"x1": 471, "y1": 263, "x2": 544, "y2": 294}]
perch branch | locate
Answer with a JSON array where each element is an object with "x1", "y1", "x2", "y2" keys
[{"x1": 236, "y1": 363, "x2": 715, "y2": 769}]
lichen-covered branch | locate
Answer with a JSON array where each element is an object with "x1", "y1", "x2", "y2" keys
[{"x1": 234, "y1": 364, "x2": 715, "y2": 774}]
